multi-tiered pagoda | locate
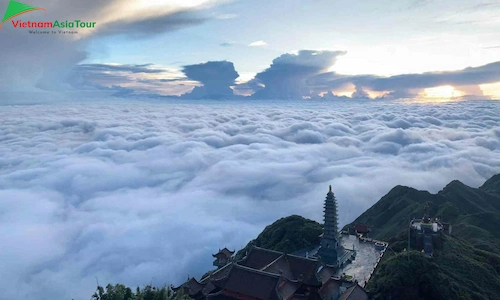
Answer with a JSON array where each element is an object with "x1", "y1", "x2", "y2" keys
[{"x1": 317, "y1": 185, "x2": 355, "y2": 268}]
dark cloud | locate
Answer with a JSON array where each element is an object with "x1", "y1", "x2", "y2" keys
[
  {"x1": 351, "y1": 85, "x2": 370, "y2": 99},
  {"x1": 0, "y1": 0, "x2": 223, "y2": 95},
  {"x1": 1, "y1": 0, "x2": 211, "y2": 38},
  {"x1": 307, "y1": 61, "x2": 500, "y2": 99},
  {"x1": 75, "y1": 64, "x2": 165, "y2": 74},
  {"x1": 68, "y1": 63, "x2": 195, "y2": 96},
  {"x1": 0, "y1": 28, "x2": 87, "y2": 92},
  {"x1": 95, "y1": 10, "x2": 207, "y2": 38},
  {"x1": 181, "y1": 61, "x2": 239, "y2": 99},
  {"x1": 251, "y1": 50, "x2": 346, "y2": 99},
  {"x1": 67, "y1": 52, "x2": 500, "y2": 100},
  {"x1": 359, "y1": 61, "x2": 500, "y2": 91},
  {"x1": 232, "y1": 78, "x2": 263, "y2": 96}
]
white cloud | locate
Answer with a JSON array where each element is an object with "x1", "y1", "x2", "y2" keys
[
  {"x1": 248, "y1": 40, "x2": 268, "y2": 47},
  {"x1": 0, "y1": 0, "x2": 228, "y2": 93},
  {"x1": 215, "y1": 13, "x2": 238, "y2": 20},
  {"x1": 0, "y1": 99, "x2": 499, "y2": 299}
]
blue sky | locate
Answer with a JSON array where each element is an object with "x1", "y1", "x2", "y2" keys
[
  {"x1": 1, "y1": 0, "x2": 500, "y2": 99},
  {"x1": 84, "y1": 0, "x2": 500, "y2": 74}
]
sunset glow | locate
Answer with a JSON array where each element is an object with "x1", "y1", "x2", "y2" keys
[{"x1": 424, "y1": 85, "x2": 464, "y2": 99}]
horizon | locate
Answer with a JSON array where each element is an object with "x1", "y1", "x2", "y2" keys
[{"x1": 0, "y1": 0, "x2": 499, "y2": 101}]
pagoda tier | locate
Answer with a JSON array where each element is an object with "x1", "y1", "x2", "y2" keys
[{"x1": 318, "y1": 185, "x2": 341, "y2": 266}]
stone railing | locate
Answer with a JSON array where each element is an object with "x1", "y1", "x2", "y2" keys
[{"x1": 358, "y1": 236, "x2": 388, "y2": 288}]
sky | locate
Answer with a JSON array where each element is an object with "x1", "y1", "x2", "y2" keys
[{"x1": 0, "y1": 0, "x2": 500, "y2": 100}]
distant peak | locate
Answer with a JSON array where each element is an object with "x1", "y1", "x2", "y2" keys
[
  {"x1": 480, "y1": 173, "x2": 500, "y2": 195},
  {"x1": 483, "y1": 174, "x2": 500, "y2": 185},
  {"x1": 384, "y1": 185, "x2": 415, "y2": 198},
  {"x1": 447, "y1": 179, "x2": 464, "y2": 186},
  {"x1": 439, "y1": 179, "x2": 470, "y2": 194}
]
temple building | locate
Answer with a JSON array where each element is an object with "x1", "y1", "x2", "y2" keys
[
  {"x1": 175, "y1": 246, "x2": 367, "y2": 300},
  {"x1": 353, "y1": 225, "x2": 370, "y2": 238},
  {"x1": 213, "y1": 248, "x2": 235, "y2": 269},
  {"x1": 410, "y1": 202, "x2": 451, "y2": 257},
  {"x1": 175, "y1": 186, "x2": 370, "y2": 300}
]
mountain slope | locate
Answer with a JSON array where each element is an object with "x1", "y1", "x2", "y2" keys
[
  {"x1": 347, "y1": 173, "x2": 500, "y2": 299},
  {"x1": 234, "y1": 215, "x2": 322, "y2": 260},
  {"x1": 344, "y1": 175, "x2": 500, "y2": 253},
  {"x1": 368, "y1": 232, "x2": 500, "y2": 300},
  {"x1": 480, "y1": 174, "x2": 500, "y2": 196}
]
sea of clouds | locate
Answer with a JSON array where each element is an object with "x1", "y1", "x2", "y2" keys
[{"x1": 1, "y1": 99, "x2": 499, "y2": 299}]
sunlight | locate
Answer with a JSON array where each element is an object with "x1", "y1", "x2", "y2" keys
[
  {"x1": 480, "y1": 82, "x2": 500, "y2": 99},
  {"x1": 424, "y1": 85, "x2": 464, "y2": 99}
]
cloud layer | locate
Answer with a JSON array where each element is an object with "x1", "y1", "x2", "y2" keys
[{"x1": 1, "y1": 99, "x2": 499, "y2": 299}]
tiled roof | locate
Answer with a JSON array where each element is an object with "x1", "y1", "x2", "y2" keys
[
  {"x1": 285, "y1": 255, "x2": 322, "y2": 286},
  {"x1": 317, "y1": 266, "x2": 336, "y2": 284},
  {"x1": 173, "y1": 277, "x2": 205, "y2": 296},
  {"x1": 338, "y1": 283, "x2": 369, "y2": 300},
  {"x1": 213, "y1": 248, "x2": 235, "y2": 258},
  {"x1": 354, "y1": 224, "x2": 370, "y2": 233},
  {"x1": 201, "y1": 262, "x2": 233, "y2": 283},
  {"x1": 210, "y1": 263, "x2": 281, "y2": 300},
  {"x1": 240, "y1": 246, "x2": 324, "y2": 286},
  {"x1": 267, "y1": 255, "x2": 321, "y2": 285},
  {"x1": 278, "y1": 278, "x2": 302, "y2": 300},
  {"x1": 186, "y1": 245, "x2": 350, "y2": 300},
  {"x1": 318, "y1": 278, "x2": 340, "y2": 300},
  {"x1": 238, "y1": 246, "x2": 283, "y2": 270}
]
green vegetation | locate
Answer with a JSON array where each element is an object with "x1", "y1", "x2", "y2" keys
[
  {"x1": 350, "y1": 174, "x2": 500, "y2": 299},
  {"x1": 235, "y1": 215, "x2": 323, "y2": 260},
  {"x1": 344, "y1": 176, "x2": 500, "y2": 252},
  {"x1": 90, "y1": 284, "x2": 190, "y2": 300},
  {"x1": 369, "y1": 234, "x2": 500, "y2": 300}
]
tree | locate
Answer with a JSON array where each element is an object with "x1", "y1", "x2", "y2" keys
[{"x1": 91, "y1": 284, "x2": 191, "y2": 300}]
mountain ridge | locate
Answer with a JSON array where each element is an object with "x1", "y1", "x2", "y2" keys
[{"x1": 90, "y1": 173, "x2": 500, "y2": 300}]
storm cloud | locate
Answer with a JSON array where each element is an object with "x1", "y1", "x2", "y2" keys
[
  {"x1": 0, "y1": 0, "x2": 226, "y2": 95},
  {"x1": 181, "y1": 61, "x2": 239, "y2": 99},
  {"x1": 251, "y1": 50, "x2": 346, "y2": 99},
  {"x1": 1, "y1": 99, "x2": 499, "y2": 299},
  {"x1": 68, "y1": 63, "x2": 196, "y2": 96},
  {"x1": 309, "y1": 60, "x2": 500, "y2": 99}
]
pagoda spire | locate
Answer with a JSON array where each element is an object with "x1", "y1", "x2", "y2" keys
[
  {"x1": 318, "y1": 185, "x2": 340, "y2": 266},
  {"x1": 324, "y1": 185, "x2": 338, "y2": 238}
]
